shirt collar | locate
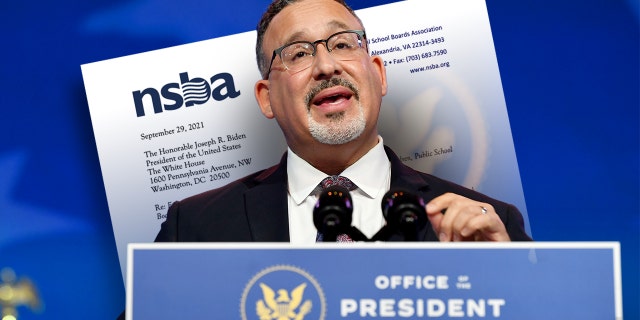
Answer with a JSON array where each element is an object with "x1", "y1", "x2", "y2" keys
[
  {"x1": 287, "y1": 147, "x2": 328, "y2": 205},
  {"x1": 287, "y1": 136, "x2": 390, "y2": 204}
]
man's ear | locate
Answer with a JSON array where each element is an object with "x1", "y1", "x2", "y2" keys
[
  {"x1": 371, "y1": 55, "x2": 388, "y2": 97},
  {"x1": 254, "y1": 79, "x2": 274, "y2": 119}
]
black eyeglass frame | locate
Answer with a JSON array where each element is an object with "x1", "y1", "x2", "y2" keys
[{"x1": 264, "y1": 30, "x2": 367, "y2": 79}]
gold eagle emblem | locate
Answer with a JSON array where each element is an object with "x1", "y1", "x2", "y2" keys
[
  {"x1": 256, "y1": 282, "x2": 312, "y2": 320},
  {"x1": 0, "y1": 268, "x2": 42, "y2": 319}
]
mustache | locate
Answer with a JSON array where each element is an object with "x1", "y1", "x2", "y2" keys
[{"x1": 305, "y1": 78, "x2": 360, "y2": 110}]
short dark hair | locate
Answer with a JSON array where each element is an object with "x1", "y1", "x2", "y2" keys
[{"x1": 255, "y1": 0, "x2": 361, "y2": 79}]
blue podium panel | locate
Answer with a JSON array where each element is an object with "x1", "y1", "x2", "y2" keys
[{"x1": 126, "y1": 242, "x2": 622, "y2": 319}]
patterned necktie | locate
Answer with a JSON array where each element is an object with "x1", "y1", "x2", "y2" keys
[
  {"x1": 316, "y1": 175, "x2": 356, "y2": 242},
  {"x1": 320, "y1": 175, "x2": 357, "y2": 191}
]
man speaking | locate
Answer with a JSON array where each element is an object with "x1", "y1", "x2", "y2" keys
[{"x1": 151, "y1": 0, "x2": 531, "y2": 244}]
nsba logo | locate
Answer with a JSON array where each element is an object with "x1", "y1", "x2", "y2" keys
[{"x1": 132, "y1": 71, "x2": 241, "y2": 117}]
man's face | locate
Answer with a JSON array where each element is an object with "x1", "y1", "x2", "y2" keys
[{"x1": 255, "y1": 0, "x2": 387, "y2": 153}]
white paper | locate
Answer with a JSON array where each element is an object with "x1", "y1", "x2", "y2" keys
[{"x1": 82, "y1": 0, "x2": 530, "y2": 282}]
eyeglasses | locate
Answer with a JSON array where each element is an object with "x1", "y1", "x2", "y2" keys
[{"x1": 265, "y1": 30, "x2": 367, "y2": 78}]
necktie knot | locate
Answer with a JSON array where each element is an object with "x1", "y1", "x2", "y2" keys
[{"x1": 320, "y1": 175, "x2": 357, "y2": 191}]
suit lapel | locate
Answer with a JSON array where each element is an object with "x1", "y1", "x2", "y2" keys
[
  {"x1": 242, "y1": 147, "x2": 437, "y2": 242},
  {"x1": 244, "y1": 154, "x2": 290, "y2": 242},
  {"x1": 385, "y1": 146, "x2": 438, "y2": 241},
  {"x1": 386, "y1": 146, "x2": 430, "y2": 192}
]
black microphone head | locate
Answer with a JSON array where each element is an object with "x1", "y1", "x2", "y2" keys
[
  {"x1": 381, "y1": 189, "x2": 427, "y2": 231},
  {"x1": 313, "y1": 185, "x2": 353, "y2": 236}
]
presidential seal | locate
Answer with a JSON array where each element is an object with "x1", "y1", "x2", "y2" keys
[{"x1": 240, "y1": 265, "x2": 326, "y2": 320}]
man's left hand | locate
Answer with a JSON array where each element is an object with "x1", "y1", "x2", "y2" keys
[{"x1": 425, "y1": 193, "x2": 510, "y2": 242}]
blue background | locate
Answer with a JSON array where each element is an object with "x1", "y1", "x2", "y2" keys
[{"x1": 0, "y1": 0, "x2": 637, "y2": 319}]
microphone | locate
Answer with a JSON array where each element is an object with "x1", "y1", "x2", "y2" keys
[
  {"x1": 313, "y1": 185, "x2": 354, "y2": 242},
  {"x1": 380, "y1": 189, "x2": 427, "y2": 241}
]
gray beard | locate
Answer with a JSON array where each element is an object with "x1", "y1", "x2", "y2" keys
[
  {"x1": 308, "y1": 103, "x2": 366, "y2": 145},
  {"x1": 305, "y1": 78, "x2": 364, "y2": 145}
]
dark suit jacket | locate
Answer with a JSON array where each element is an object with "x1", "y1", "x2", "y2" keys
[{"x1": 155, "y1": 146, "x2": 531, "y2": 242}]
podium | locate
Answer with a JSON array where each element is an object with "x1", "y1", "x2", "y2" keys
[{"x1": 125, "y1": 242, "x2": 622, "y2": 319}]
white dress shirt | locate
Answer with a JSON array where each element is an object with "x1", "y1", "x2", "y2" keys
[{"x1": 287, "y1": 137, "x2": 391, "y2": 243}]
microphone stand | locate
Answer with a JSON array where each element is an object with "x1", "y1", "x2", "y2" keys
[{"x1": 314, "y1": 187, "x2": 426, "y2": 242}]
